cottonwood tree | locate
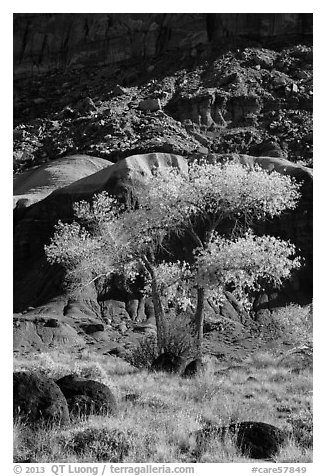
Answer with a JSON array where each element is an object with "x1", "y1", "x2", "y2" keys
[
  {"x1": 128, "y1": 159, "x2": 302, "y2": 358},
  {"x1": 45, "y1": 192, "x2": 174, "y2": 353},
  {"x1": 45, "y1": 159, "x2": 301, "y2": 358}
]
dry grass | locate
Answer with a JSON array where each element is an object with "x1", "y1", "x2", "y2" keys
[{"x1": 13, "y1": 344, "x2": 312, "y2": 463}]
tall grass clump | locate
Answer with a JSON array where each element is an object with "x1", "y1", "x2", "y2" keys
[
  {"x1": 127, "y1": 314, "x2": 196, "y2": 369},
  {"x1": 287, "y1": 407, "x2": 313, "y2": 449}
]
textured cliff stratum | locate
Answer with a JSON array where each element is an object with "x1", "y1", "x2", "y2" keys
[
  {"x1": 13, "y1": 13, "x2": 313, "y2": 356},
  {"x1": 14, "y1": 13, "x2": 312, "y2": 78}
]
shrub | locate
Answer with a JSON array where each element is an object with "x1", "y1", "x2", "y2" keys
[
  {"x1": 73, "y1": 361, "x2": 109, "y2": 383},
  {"x1": 269, "y1": 304, "x2": 313, "y2": 346},
  {"x1": 287, "y1": 408, "x2": 313, "y2": 448},
  {"x1": 163, "y1": 314, "x2": 197, "y2": 361},
  {"x1": 126, "y1": 334, "x2": 158, "y2": 369},
  {"x1": 126, "y1": 314, "x2": 197, "y2": 369},
  {"x1": 62, "y1": 427, "x2": 133, "y2": 462}
]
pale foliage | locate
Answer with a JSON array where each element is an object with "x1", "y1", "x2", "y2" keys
[
  {"x1": 45, "y1": 193, "x2": 131, "y2": 286},
  {"x1": 131, "y1": 160, "x2": 301, "y2": 240},
  {"x1": 195, "y1": 232, "x2": 301, "y2": 308},
  {"x1": 45, "y1": 160, "x2": 301, "y2": 313}
]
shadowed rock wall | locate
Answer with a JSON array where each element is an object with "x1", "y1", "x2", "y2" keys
[{"x1": 14, "y1": 13, "x2": 312, "y2": 78}]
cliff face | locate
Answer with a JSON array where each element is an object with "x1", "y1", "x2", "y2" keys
[{"x1": 14, "y1": 13, "x2": 312, "y2": 78}]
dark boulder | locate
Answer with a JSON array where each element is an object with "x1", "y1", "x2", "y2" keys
[
  {"x1": 13, "y1": 371, "x2": 70, "y2": 425},
  {"x1": 56, "y1": 374, "x2": 117, "y2": 416},
  {"x1": 151, "y1": 352, "x2": 183, "y2": 373},
  {"x1": 66, "y1": 395, "x2": 99, "y2": 417},
  {"x1": 194, "y1": 420, "x2": 287, "y2": 459},
  {"x1": 230, "y1": 421, "x2": 287, "y2": 459},
  {"x1": 183, "y1": 359, "x2": 204, "y2": 377}
]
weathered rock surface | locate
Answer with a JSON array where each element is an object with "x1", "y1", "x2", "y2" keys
[
  {"x1": 13, "y1": 154, "x2": 111, "y2": 208},
  {"x1": 13, "y1": 371, "x2": 70, "y2": 425},
  {"x1": 13, "y1": 315, "x2": 86, "y2": 352},
  {"x1": 56, "y1": 374, "x2": 117, "y2": 416}
]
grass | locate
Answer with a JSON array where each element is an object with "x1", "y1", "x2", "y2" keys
[{"x1": 13, "y1": 345, "x2": 313, "y2": 463}]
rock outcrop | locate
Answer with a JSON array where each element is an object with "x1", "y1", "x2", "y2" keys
[{"x1": 14, "y1": 154, "x2": 111, "y2": 208}]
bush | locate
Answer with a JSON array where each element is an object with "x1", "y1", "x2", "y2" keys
[
  {"x1": 163, "y1": 314, "x2": 197, "y2": 361},
  {"x1": 126, "y1": 334, "x2": 158, "y2": 369},
  {"x1": 126, "y1": 314, "x2": 197, "y2": 369},
  {"x1": 73, "y1": 361, "x2": 109, "y2": 383},
  {"x1": 287, "y1": 408, "x2": 313, "y2": 448},
  {"x1": 269, "y1": 304, "x2": 312, "y2": 346}
]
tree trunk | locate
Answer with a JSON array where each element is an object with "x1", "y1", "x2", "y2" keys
[
  {"x1": 142, "y1": 256, "x2": 166, "y2": 354},
  {"x1": 194, "y1": 286, "x2": 206, "y2": 361},
  {"x1": 151, "y1": 272, "x2": 167, "y2": 354}
]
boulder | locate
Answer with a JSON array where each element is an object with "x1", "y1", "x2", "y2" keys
[
  {"x1": 151, "y1": 352, "x2": 183, "y2": 373},
  {"x1": 13, "y1": 371, "x2": 70, "y2": 425},
  {"x1": 230, "y1": 421, "x2": 287, "y2": 459},
  {"x1": 65, "y1": 395, "x2": 100, "y2": 417},
  {"x1": 182, "y1": 359, "x2": 204, "y2": 377},
  {"x1": 183, "y1": 354, "x2": 218, "y2": 377},
  {"x1": 56, "y1": 374, "x2": 117, "y2": 416},
  {"x1": 195, "y1": 420, "x2": 287, "y2": 459}
]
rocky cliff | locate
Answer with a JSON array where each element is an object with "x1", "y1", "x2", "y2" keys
[
  {"x1": 13, "y1": 14, "x2": 313, "y2": 355},
  {"x1": 14, "y1": 13, "x2": 312, "y2": 78}
]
